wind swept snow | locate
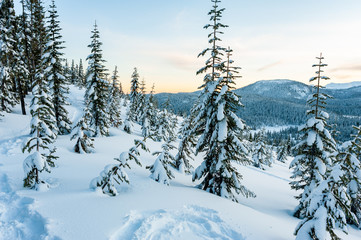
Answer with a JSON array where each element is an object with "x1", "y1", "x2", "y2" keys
[{"x1": 109, "y1": 205, "x2": 245, "y2": 240}]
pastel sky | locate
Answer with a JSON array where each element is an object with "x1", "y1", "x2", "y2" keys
[{"x1": 17, "y1": 0, "x2": 361, "y2": 93}]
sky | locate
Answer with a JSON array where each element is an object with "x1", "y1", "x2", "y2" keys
[{"x1": 16, "y1": 0, "x2": 361, "y2": 93}]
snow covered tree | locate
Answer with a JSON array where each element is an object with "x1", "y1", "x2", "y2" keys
[
  {"x1": 45, "y1": 0, "x2": 72, "y2": 135},
  {"x1": 71, "y1": 104, "x2": 94, "y2": 154},
  {"x1": 277, "y1": 141, "x2": 289, "y2": 163},
  {"x1": 22, "y1": 50, "x2": 58, "y2": 189},
  {"x1": 0, "y1": 0, "x2": 18, "y2": 113},
  {"x1": 174, "y1": 115, "x2": 196, "y2": 174},
  {"x1": 290, "y1": 53, "x2": 353, "y2": 239},
  {"x1": 147, "y1": 137, "x2": 175, "y2": 185},
  {"x1": 155, "y1": 105, "x2": 176, "y2": 142},
  {"x1": 252, "y1": 130, "x2": 272, "y2": 170},
  {"x1": 90, "y1": 138, "x2": 148, "y2": 196},
  {"x1": 192, "y1": 46, "x2": 255, "y2": 201},
  {"x1": 85, "y1": 22, "x2": 110, "y2": 137},
  {"x1": 123, "y1": 107, "x2": 133, "y2": 134},
  {"x1": 78, "y1": 58, "x2": 85, "y2": 87},
  {"x1": 336, "y1": 125, "x2": 361, "y2": 227},
  {"x1": 70, "y1": 59, "x2": 77, "y2": 84},
  {"x1": 108, "y1": 66, "x2": 122, "y2": 128},
  {"x1": 129, "y1": 67, "x2": 140, "y2": 122}
]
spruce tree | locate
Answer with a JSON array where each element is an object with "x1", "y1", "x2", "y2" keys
[
  {"x1": 337, "y1": 125, "x2": 361, "y2": 227},
  {"x1": 45, "y1": 0, "x2": 72, "y2": 135},
  {"x1": 189, "y1": 1, "x2": 254, "y2": 201},
  {"x1": 85, "y1": 22, "x2": 110, "y2": 137},
  {"x1": 129, "y1": 67, "x2": 140, "y2": 122},
  {"x1": 12, "y1": 15, "x2": 28, "y2": 115},
  {"x1": 90, "y1": 138, "x2": 148, "y2": 196},
  {"x1": 290, "y1": 54, "x2": 353, "y2": 239},
  {"x1": 252, "y1": 130, "x2": 272, "y2": 170},
  {"x1": 78, "y1": 58, "x2": 85, "y2": 87},
  {"x1": 22, "y1": 41, "x2": 58, "y2": 189},
  {"x1": 192, "y1": 47, "x2": 254, "y2": 201},
  {"x1": 147, "y1": 137, "x2": 175, "y2": 185},
  {"x1": 71, "y1": 104, "x2": 94, "y2": 154},
  {"x1": 108, "y1": 66, "x2": 122, "y2": 128},
  {"x1": 0, "y1": 0, "x2": 18, "y2": 113},
  {"x1": 174, "y1": 116, "x2": 196, "y2": 174}
]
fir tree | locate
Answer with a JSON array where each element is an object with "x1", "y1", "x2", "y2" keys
[
  {"x1": 0, "y1": 0, "x2": 18, "y2": 113},
  {"x1": 71, "y1": 104, "x2": 94, "y2": 154},
  {"x1": 129, "y1": 67, "x2": 140, "y2": 122},
  {"x1": 78, "y1": 58, "x2": 85, "y2": 87},
  {"x1": 252, "y1": 130, "x2": 272, "y2": 170},
  {"x1": 90, "y1": 138, "x2": 148, "y2": 196},
  {"x1": 290, "y1": 54, "x2": 353, "y2": 239},
  {"x1": 336, "y1": 125, "x2": 361, "y2": 227},
  {"x1": 123, "y1": 106, "x2": 133, "y2": 134},
  {"x1": 192, "y1": 47, "x2": 254, "y2": 201},
  {"x1": 147, "y1": 137, "x2": 175, "y2": 185},
  {"x1": 85, "y1": 22, "x2": 110, "y2": 137},
  {"x1": 22, "y1": 49, "x2": 58, "y2": 189},
  {"x1": 45, "y1": 0, "x2": 72, "y2": 135},
  {"x1": 108, "y1": 66, "x2": 122, "y2": 128},
  {"x1": 174, "y1": 116, "x2": 196, "y2": 174}
]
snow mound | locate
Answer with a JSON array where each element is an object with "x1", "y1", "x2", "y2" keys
[
  {"x1": 0, "y1": 173, "x2": 59, "y2": 240},
  {"x1": 110, "y1": 205, "x2": 245, "y2": 240}
]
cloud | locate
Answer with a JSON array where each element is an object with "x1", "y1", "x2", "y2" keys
[{"x1": 257, "y1": 61, "x2": 283, "y2": 72}]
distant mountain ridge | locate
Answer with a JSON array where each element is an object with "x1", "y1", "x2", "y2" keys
[
  {"x1": 153, "y1": 79, "x2": 361, "y2": 141},
  {"x1": 326, "y1": 81, "x2": 361, "y2": 89}
]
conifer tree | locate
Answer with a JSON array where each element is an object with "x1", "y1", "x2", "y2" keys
[
  {"x1": 90, "y1": 138, "x2": 148, "y2": 196},
  {"x1": 129, "y1": 67, "x2": 140, "y2": 122},
  {"x1": 155, "y1": 101, "x2": 176, "y2": 142},
  {"x1": 290, "y1": 54, "x2": 353, "y2": 239},
  {"x1": 188, "y1": 1, "x2": 254, "y2": 201},
  {"x1": 108, "y1": 66, "x2": 122, "y2": 127},
  {"x1": 70, "y1": 59, "x2": 77, "y2": 84},
  {"x1": 71, "y1": 104, "x2": 94, "y2": 154},
  {"x1": 252, "y1": 130, "x2": 272, "y2": 170},
  {"x1": 45, "y1": 0, "x2": 72, "y2": 135},
  {"x1": 78, "y1": 58, "x2": 85, "y2": 87},
  {"x1": 192, "y1": 47, "x2": 254, "y2": 201},
  {"x1": 123, "y1": 107, "x2": 133, "y2": 134},
  {"x1": 147, "y1": 137, "x2": 175, "y2": 185},
  {"x1": 277, "y1": 141, "x2": 289, "y2": 163},
  {"x1": 174, "y1": 116, "x2": 196, "y2": 174},
  {"x1": 85, "y1": 22, "x2": 110, "y2": 137},
  {"x1": 336, "y1": 125, "x2": 361, "y2": 227},
  {"x1": 22, "y1": 46, "x2": 58, "y2": 190},
  {"x1": 0, "y1": 0, "x2": 18, "y2": 113},
  {"x1": 12, "y1": 15, "x2": 28, "y2": 115}
]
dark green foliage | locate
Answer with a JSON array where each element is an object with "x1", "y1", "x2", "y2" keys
[{"x1": 85, "y1": 22, "x2": 110, "y2": 137}]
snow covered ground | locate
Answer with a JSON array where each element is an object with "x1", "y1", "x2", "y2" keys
[{"x1": 1, "y1": 86, "x2": 361, "y2": 240}]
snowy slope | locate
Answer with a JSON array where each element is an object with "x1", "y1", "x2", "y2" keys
[{"x1": 1, "y1": 86, "x2": 361, "y2": 240}]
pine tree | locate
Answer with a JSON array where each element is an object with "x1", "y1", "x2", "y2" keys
[
  {"x1": 277, "y1": 141, "x2": 289, "y2": 163},
  {"x1": 187, "y1": 1, "x2": 253, "y2": 201},
  {"x1": 192, "y1": 47, "x2": 254, "y2": 201},
  {"x1": 147, "y1": 137, "x2": 175, "y2": 185},
  {"x1": 129, "y1": 67, "x2": 140, "y2": 122},
  {"x1": 336, "y1": 125, "x2": 361, "y2": 227},
  {"x1": 78, "y1": 58, "x2": 85, "y2": 87},
  {"x1": 108, "y1": 66, "x2": 122, "y2": 128},
  {"x1": 174, "y1": 116, "x2": 196, "y2": 174},
  {"x1": 0, "y1": 0, "x2": 18, "y2": 113},
  {"x1": 252, "y1": 130, "x2": 272, "y2": 170},
  {"x1": 45, "y1": 0, "x2": 72, "y2": 135},
  {"x1": 123, "y1": 106, "x2": 133, "y2": 134},
  {"x1": 70, "y1": 59, "x2": 77, "y2": 84},
  {"x1": 155, "y1": 101, "x2": 176, "y2": 142},
  {"x1": 291, "y1": 54, "x2": 353, "y2": 239},
  {"x1": 22, "y1": 47, "x2": 58, "y2": 190},
  {"x1": 85, "y1": 22, "x2": 110, "y2": 137},
  {"x1": 90, "y1": 138, "x2": 148, "y2": 196},
  {"x1": 71, "y1": 104, "x2": 94, "y2": 154},
  {"x1": 12, "y1": 15, "x2": 28, "y2": 115}
]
